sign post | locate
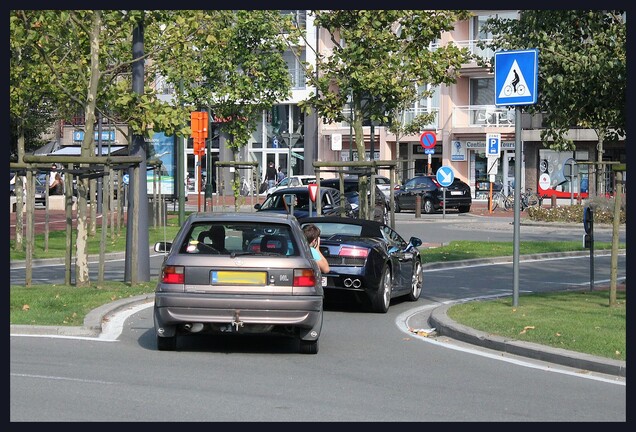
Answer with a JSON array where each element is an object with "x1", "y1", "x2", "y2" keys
[
  {"x1": 495, "y1": 48, "x2": 539, "y2": 307},
  {"x1": 420, "y1": 131, "x2": 437, "y2": 175},
  {"x1": 486, "y1": 133, "x2": 500, "y2": 213},
  {"x1": 583, "y1": 206, "x2": 594, "y2": 291},
  {"x1": 436, "y1": 166, "x2": 454, "y2": 219},
  {"x1": 308, "y1": 183, "x2": 318, "y2": 216},
  {"x1": 191, "y1": 111, "x2": 208, "y2": 212}
]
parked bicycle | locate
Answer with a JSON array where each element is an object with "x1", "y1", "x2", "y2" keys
[
  {"x1": 490, "y1": 189, "x2": 509, "y2": 211},
  {"x1": 490, "y1": 186, "x2": 542, "y2": 211},
  {"x1": 521, "y1": 189, "x2": 542, "y2": 210}
]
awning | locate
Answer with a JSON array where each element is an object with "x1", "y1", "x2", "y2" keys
[
  {"x1": 49, "y1": 145, "x2": 127, "y2": 156},
  {"x1": 32, "y1": 140, "x2": 61, "y2": 155}
]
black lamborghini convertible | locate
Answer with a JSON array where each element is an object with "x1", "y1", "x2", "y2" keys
[{"x1": 298, "y1": 216, "x2": 423, "y2": 313}]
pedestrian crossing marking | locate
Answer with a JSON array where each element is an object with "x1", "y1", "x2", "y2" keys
[{"x1": 498, "y1": 60, "x2": 531, "y2": 99}]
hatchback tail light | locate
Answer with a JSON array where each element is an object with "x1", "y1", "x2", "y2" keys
[
  {"x1": 293, "y1": 268, "x2": 316, "y2": 287},
  {"x1": 161, "y1": 265, "x2": 185, "y2": 284}
]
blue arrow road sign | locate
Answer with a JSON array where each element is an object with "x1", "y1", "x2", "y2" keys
[
  {"x1": 436, "y1": 166, "x2": 454, "y2": 188},
  {"x1": 495, "y1": 49, "x2": 538, "y2": 106}
]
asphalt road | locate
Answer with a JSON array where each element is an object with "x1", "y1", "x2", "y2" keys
[
  {"x1": 9, "y1": 209, "x2": 627, "y2": 421},
  {"x1": 10, "y1": 253, "x2": 626, "y2": 421}
]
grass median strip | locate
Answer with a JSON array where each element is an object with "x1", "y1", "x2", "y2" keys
[{"x1": 446, "y1": 289, "x2": 626, "y2": 361}]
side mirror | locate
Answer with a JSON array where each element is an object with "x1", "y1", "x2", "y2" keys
[
  {"x1": 409, "y1": 237, "x2": 423, "y2": 248},
  {"x1": 154, "y1": 241, "x2": 172, "y2": 253}
]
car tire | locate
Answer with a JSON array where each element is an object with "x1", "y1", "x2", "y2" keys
[
  {"x1": 299, "y1": 339, "x2": 319, "y2": 354},
  {"x1": 458, "y1": 205, "x2": 471, "y2": 213},
  {"x1": 371, "y1": 266, "x2": 392, "y2": 313},
  {"x1": 423, "y1": 199, "x2": 434, "y2": 214},
  {"x1": 157, "y1": 335, "x2": 177, "y2": 351},
  {"x1": 407, "y1": 260, "x2": 423, "y2": 302},
  {"x1": 394, "y1": 200, "x2": 401, "y2": 213}
]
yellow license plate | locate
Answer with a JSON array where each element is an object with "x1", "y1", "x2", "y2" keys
[{"x1": 211, "y1": 271, "x2": 267, "y2": 285}]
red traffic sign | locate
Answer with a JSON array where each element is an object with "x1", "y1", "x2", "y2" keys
[
  {"x1": 308, "y1": 183, "x2": 318, "y2": 202},
  {"x1": 420, "y1": 131, "x2": 437, "y2": 149}
]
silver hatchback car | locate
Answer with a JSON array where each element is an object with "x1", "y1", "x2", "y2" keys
[{"x1": 153, "y1": 212, "x2": 324, "y2": 354}]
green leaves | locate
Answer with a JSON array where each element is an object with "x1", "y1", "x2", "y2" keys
[
  {"x1": 304, "y1": 10, "x2": 472, "y2": 161},
  {"x1": 482, "y1": 10, "x2": 626, "y2": 150}
]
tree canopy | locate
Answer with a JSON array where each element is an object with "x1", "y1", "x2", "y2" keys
[
  {"x1": 297, "y1": 10, "x2": 472, "y2": 216},
  {"x1": 480, "y1": 10, "x2": 626, "y2": 151},
  {"x1": 9, "y1": 10, "x2": 297, "y2": 283}
]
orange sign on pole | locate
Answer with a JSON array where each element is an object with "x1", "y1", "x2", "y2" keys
[{"x1": 191, "y1": 111, "x2": 208, "y2": 157}]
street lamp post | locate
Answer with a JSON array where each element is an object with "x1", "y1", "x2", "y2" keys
[
  {"x1": 349, "y1": 91, "x2": 353, "y2": 162},
  {"x1": 281, "y1": 132, "x2": 301, "y2": 177}
]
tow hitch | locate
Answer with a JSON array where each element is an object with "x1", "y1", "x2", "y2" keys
[{"x1": 231, "y1": 310, "x2": 244, "y2": 331}]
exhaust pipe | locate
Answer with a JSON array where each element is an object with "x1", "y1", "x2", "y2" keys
[
  {"x1": 184, "y1": 323, "x2": 204, "y2": 333},
  {"x1": 343, "y1": 278, "x2": 361, "y2": 288}
]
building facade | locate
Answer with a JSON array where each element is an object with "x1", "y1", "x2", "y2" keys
[{"x1": 56, "y1": 10, "x2": 625, "y2": 202}]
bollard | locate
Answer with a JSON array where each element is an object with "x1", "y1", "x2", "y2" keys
[{"x1": 415, "y1": 194, "x2": 421, "y2": 218}]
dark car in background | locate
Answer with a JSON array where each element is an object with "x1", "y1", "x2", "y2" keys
[
  {"x1": 152, "y1": 212, "x2": 324, "y2": 354},
  {"x1": 254, "y1": 186, "x2": 353, "y2": 219},
  {"x1": 298, "y1": 216, "x2": 423, "y2": 313},
  {"x1": 394, "y1": 175, "x2": 471, "y2": 214},
  {"x1": 320, "y1": 177, "x2": 390, "y2": 223}
]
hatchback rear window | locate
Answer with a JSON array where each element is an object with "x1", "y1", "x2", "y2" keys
[{"x1": 180, "y1": 222, "x2": 298, "y2": 256}]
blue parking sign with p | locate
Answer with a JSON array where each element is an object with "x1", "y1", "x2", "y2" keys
[{"x1": 487, "y1": 133, "x2": 500, "y2": 156}]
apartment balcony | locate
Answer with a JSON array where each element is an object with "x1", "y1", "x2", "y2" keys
[
  {"x1": 337, "y1": 107, "x2": 439, "y2": 130},
  {"x1": 432, "y1": 39, "x2": 494, "y2": 75},
  {"x1": 452, "y1": 105, "x2": 515, "y2": 130},
  {"x1": 432, "y1": 38, "x2": 494, "y2": 60}
]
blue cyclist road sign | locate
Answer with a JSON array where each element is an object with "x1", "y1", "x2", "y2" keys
[
  {"x1": 495, "y1": 49, "x2": 538, "y2": 106},
  {"x1": 436, "y1": 166, "x2": 454, "y2": 188}
]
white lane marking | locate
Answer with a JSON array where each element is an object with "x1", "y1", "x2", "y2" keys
[
  {"x1": 98, "y1": 301, "x2": 153, "y2": 341},
  {"x1": 11, "y1": 301, "x2": 154, "y2": 342},
  {"x1": 10, "y1": 373, "x2": 115, "y2": 385}
]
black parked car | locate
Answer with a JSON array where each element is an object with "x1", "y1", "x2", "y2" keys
[
  {"x1": 320, "y1": 177, "x2": 390, "y2": 223},
  {"x1": 254, "y1": 186, "x2": 353, "y2": 219},
  {"x1": 298, "y1": 216, "x2": 423, "y2": 313},
  {"x1": 394, "y1": 175, "x2": 471, "y2": 214}
]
